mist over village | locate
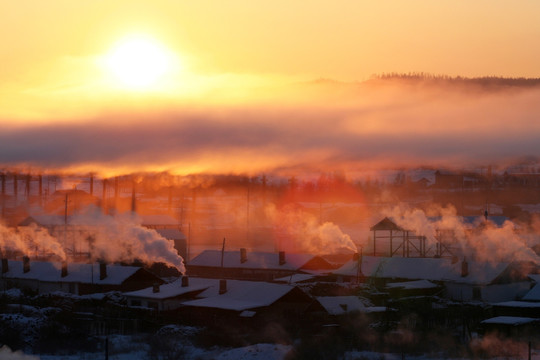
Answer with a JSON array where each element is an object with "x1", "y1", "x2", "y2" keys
[{"x1": 3, "y1": 2, "x2": 540, "y2": 360}]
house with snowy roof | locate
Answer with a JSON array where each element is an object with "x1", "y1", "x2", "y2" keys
[
  {"x1": 186, "y1": 249, "x2": 335, "y2": 281},
  {"x1": 486, "y1": 275, "x2": 540, "y2": 319},
  {"x1": 124, "y1": 276, "x2": 212, "y2": 311},
  {"x1": 0, "y1": 258, "x2": 164, "y2": 295},
  {"x1": 179, "y1": 278, "x2": 313, "y2": 321},
  {"x1": 333, "y1": 256, "x2": 535, "y2": 303},
  {"x1": 442, "y1": 260, "x2": 535, "y2": 303}
]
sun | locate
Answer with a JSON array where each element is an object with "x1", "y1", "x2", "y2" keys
[{"x1": 105, "y1": 35, "x2": 173, "y2": 90}]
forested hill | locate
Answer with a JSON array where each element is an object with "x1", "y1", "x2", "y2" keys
[{"x1": 370, "y1": 73, "x2": 540, "y2": 88}]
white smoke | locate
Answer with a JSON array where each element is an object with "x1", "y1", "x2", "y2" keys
[
  {"x1": 381, "y1": 204, "x2": 540, "y2": 264},
  {"x1": 267, "y1": 203, "x2": 357, "y2": 254},
  {"x1": 0, "y1": 222, "x2": 66, "y2": 260},
  {"x1": 71, "y1": 207, "x2": 185, "y2": 273},
  {"x1": 0, "y1": 207, "x2": 185, "y2": 273}
]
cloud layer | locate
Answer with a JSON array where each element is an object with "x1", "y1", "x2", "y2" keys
[{"x1": 2, "y1": 79, "x2": 540, "y2": 175}]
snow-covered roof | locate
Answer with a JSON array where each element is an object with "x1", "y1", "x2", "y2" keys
[
  {"x1": 495, "y1": 301, "x2": 540, "y2": 308},
  {"x1": 386, "y1": 280, "x2": 439, "y2": 290},
  {"x1": 2, "y1": 260, "x2": 142, "y2": 285},
  {"x1": 188, "y1": 250, "x2": 315, "y2": 271},
  {"x1": 442, "y1": 261, "x2": 510, "y2": 285},
  {"x1": 316, "y1": 296, "x2": 386, "y2": 315},
  {"x1": 182, "y1": 279, "x2": 297, "y2": 311},
  {"x1": 273, "y1": 274, "x2": 317, "y2": 284},
  {"x1": 527, "y1": 274, "x2": 540, "y2": 283},
  {"x1": 481, "y1": 316, "x2": 539, "y2": 325},
  {"x1": 333, "y1": 256, "x2": 510, "y2": 285},
  {"x1": 155, "y1": 229, "x2": 186, "y2": 240},
  {"x1": 140, "y1": 215, "x2": 179, "y2": 226},
  {"x1": 334, "y1": 256, "x2": 454, "y2": 281},
  {"x1": 522, "y1": 283, "x2": 540, "y2": 301},
  {"x1": 124, "y1": 277, "x2": 211, "y2": 300}
]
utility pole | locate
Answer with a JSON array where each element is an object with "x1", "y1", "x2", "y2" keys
[
  {"x1": 246, "y1": 178, "x2": 250, "y2": 243},
  {"x1": 221, "y1": 238, "x2": 226, "y2": 268},
  {"x1": 64, "y1": 193, "x2": 70, "y2": 255}
]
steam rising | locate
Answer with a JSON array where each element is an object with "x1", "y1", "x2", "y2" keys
[
  {"x1": 0, "y1": 208, "x2": 185, "y2": 273},
  {"x1": 267, "y1": 203, "x2": 357, "y2": 254},
  {"x1": 71, "y1": 208, "x2": 185, "y2": 273},
  {"x1": 0, "y1": 222, "x2": 66, "y2": 261},
  {"x1": 383, "y1": 204, "x2": 540, "y2": 264}
]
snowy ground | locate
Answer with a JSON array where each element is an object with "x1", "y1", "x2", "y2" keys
[
  {"x1": 3, "y1": 342, "x2": 539, "y2": 360},
  {"x1": 2, "y1": 342, "x2": 293, "y2": 360}
]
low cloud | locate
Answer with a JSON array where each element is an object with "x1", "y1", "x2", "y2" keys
[{"x1": 2, "y1": 78, "x2": 540, "y2": 175}]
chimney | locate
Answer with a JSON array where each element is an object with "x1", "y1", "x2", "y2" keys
[
  {"x1": 99, "y1": 262, "x2": 107, "y2": 280},
  {"x1": 23, "y1": 256, "x2": 30, "y2": 273},
  {"x1": 279, "y1": 251, "x2": 286, "y2": 265},
  {"x1": 152, "y1": 283, "x2": 160, "y2": 293},
  {"x1": 1, "y1": 259, "x2": 8, "y2": 274},
  {"x1": 61, "y1": 261, "x2": 68, "y2": 278},
  {"x1": 181, "y1": 276, "x2": 189, "y2": 287},
  {"x1": 219, "y1": 279, "x2": 227, "y2": 294},
  {"x1": 461, "y1": 258, "x2": 469, "y2": 277},
  {"x1": 240, "y1": 248, "x2": 247, "y2": 263}
]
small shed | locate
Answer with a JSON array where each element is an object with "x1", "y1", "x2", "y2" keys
[
  {"x1": 492, "y1": 301, "x2": 540, "y2": 318},
  {"x1": 480, "y1": 316, "x2": 540, "y2": 337}
]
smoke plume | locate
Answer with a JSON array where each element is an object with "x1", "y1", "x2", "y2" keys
[
  {"x1": 267, "y1": 203, "x2": 357, "y2": 254},
  {"x1": 0, "y1": 222, "x2": 66, "y2": 260},
  {"x1": 71, "y1": 207, "x2": 185, "y2": 273},
  {"x1": 382, "y1": 204, "x2": 540, "y2": 264}
]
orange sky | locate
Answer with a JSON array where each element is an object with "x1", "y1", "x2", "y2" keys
[{"x1": 1, "y1": 1, "x2": 540, "y2": 175}]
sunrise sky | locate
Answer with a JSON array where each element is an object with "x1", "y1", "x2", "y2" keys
[{"x1": 2, "y1": 1, "x2": 540, "y2": 176}]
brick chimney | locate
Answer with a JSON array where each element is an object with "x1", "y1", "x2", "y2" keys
[
  {"x1": 1, "y1": 258, "x2": 8, "y2": 274},
  {"x1": 152, "y1": 283, "x2": 160, "y2": 293},
  {"x1": 240, "y1": 248, "x2": 247, "y2": 263},
  {"x1": 99, "y1": 261, "x2": 107, "y2": 280},
  {"x1": 61, "y1": 261, "x2": 68, "y2": 278},
  {"x1": 279, "y1": 251, "x2": 286, "y2": 265},
  {"x1": 461, "y1": 258, "x2": 469, "y2": 277},
  {"x1": 23, "y1": 256, "x2": 30, "y2": 273},
  {"x1": 181, "y1": 276, "x2": 189, "y2": 287},
  {"x1": 219, "y1": 279, "x2": 227, "y2": 294}
]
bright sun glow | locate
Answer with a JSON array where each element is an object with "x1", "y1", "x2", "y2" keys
[{"x1": 105, "y1": 35, "x2": 173, "y2": 90}]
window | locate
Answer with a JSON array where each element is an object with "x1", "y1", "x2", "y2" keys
[{"x1": 147, "y1": 301, "x2": 159, "y2": 310}]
